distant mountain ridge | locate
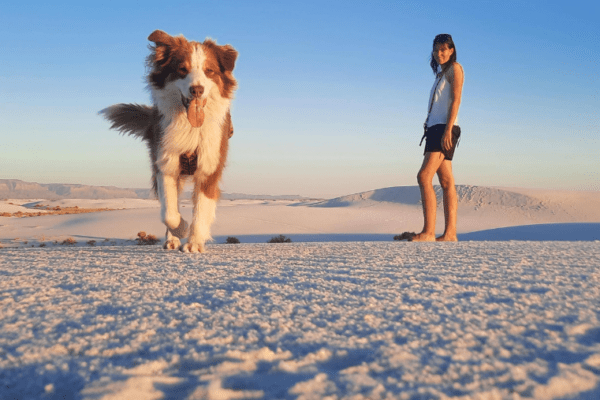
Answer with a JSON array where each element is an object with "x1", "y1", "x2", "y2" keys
[
  {"x1": 0, "y1": 180, "x2": 153, "y2": 200},
  {"x1": 0, "y1": 180, "x2": 311, "y2": 201}
]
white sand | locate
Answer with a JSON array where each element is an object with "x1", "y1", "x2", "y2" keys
[
  {"x1": 1, "y1": 185, "x2": 600, "y2": 246},
  {"x1": 1, "y1": 242, "x2": 599, "y2": 399},
  {"x1": 1, "y1": 185, "x2": 600, "y2": 398}
]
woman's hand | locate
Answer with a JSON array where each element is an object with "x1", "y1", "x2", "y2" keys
[{"x1": 442, "y1": 130, "x2": 453, "y2": 151}]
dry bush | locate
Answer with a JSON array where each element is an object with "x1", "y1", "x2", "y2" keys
[
  {"x1": 136, "y1": 231, "x2": 159, "y2": 245},
  {"x1": 268, "y1": 235, "x2": 292, "y2": 243},
  {"x1": 1, "y1": 206, "x2": 115, "y2": 218},
  {"x1": 87, "y1": 240, "x2": 96, "y2": 246},
  {"x1": 61, "y1": 237, "x2": 77, "y2": 246},
  {"x1": 226, "y1": 237, "x2": 240, "y2": 244},
  {"x1": 393, "y1": 232, "x2": 416, "y2": 241}
]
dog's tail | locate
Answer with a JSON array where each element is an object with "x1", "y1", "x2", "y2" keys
[{"x1": 99, "y1": 104, "x2": 157, "y2": 142}]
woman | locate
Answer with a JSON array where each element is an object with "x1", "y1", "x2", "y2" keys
[{"x1": 411, "y1": 34, "x2": 464, "y2": 242}]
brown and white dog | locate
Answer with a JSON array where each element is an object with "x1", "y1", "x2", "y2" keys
[{"x1": 101, "y1": 30, "x2": 237, "y2": 253}]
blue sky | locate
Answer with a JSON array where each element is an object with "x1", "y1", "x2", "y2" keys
[{"x1": 1, "y1": 1, "x2": 598, "y2": 198}]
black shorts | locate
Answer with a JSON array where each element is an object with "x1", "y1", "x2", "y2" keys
[{"x1": 422, "y1": 124, "x2": 461, "y2": 161}]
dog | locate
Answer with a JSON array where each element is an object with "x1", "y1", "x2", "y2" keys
[{"x1": 101, "y1": 30, "x2": 237, "y2": 253}]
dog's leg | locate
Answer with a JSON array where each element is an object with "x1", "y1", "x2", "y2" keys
[
  {"x1": 181, "y1": 183, "x2": 216, "y2": 253},
  {"x1": 157, "y1": 172, "x2": 188, "y2": 249}
]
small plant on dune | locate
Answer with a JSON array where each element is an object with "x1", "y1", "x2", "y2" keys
[
  {"x1": 226, "y1": 236, "x2": 240, "y2": 244},
  {"x1": 87, "y1": 240, "x2": 96, "y2": 246},
  {"x1": 268, "y1": 235, "x2": 292, "y2": 243},
  {"x1": 136, "y1": 231, "x2": 159, "y2": 245},
  {"x1": 61, "y1": 237, "x2": 77, "y2": 246},
  {"x1": 39, "y1": 243, "x2": 46, "y2": 248}
]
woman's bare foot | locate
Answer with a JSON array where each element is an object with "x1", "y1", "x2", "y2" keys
[
  {"x1": 436, "y1": 235, "x2": 458, "y2": 242},
  {"x1": 409, "y1": 232, "x2": 436, "y2": 242}
]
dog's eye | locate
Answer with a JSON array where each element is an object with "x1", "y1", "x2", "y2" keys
[
  {"x1": 177, "y1": 66, "x2": 189, "y2": 76},
  {"x1": 205, "y1": 68, "x2": 215, "y2": 75}
]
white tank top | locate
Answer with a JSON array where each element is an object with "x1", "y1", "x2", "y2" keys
[{"x1": 426, "y1": 66, "x2": 460, "y2": 128}]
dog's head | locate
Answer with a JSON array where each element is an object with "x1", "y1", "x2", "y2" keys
[{"x1": 146, "y1": 30, "x2": 237, "y2": 110}]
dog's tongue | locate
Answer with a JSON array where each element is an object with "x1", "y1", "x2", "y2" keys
[{"x1": 187, "y1": 98, "x2": 207, "y2": 127}]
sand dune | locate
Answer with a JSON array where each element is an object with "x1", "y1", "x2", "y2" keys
[
  {"x1": 315, "y1": 185, "x2": 548, "y2": 207},
  {"x1": 1, "y1": 184, "x2": 600, "y2": 247},
  {"x1": 317, "y1": 185, "x2": 600, "y2": 215},
  {"x1": 2, "y1": 185, "x2": 600, "y2": 398},
  {"x1": 460, "y1": 222, "x2": 600, "y2": 241},
  {"x1": 315, "y1": 185, "x2": 600, "y2": 228}
]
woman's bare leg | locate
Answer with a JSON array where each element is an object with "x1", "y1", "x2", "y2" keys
[
  {"x1": 412, "y1": 152, "x2": 445, "y2": 242},
  {"x1": 436, "y1": 159, "x2": 458, "y2": 241}
]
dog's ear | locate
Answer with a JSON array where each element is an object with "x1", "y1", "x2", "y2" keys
[
  {"x1": 216, "y1": 45, "x2": 238, "y2": 72},
  {"x1": 148, "y1": 30, "x2": 173, "y2": 46}
]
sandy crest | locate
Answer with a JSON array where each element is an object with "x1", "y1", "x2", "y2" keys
[{"x1": 1, "y1": 186, "x2": 599, "y2": 247}]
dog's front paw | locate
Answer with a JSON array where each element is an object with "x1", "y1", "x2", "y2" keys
[
  {"x1": 163, "y1": 238, "x2": 181, "y2": 250},
  {"x1": 181, "y1": 241, "x2": 205, "y2": 253}
]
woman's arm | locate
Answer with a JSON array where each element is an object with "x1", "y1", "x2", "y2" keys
[{"x1": 442, "y1": 62, "x2": 464, "y2": 151}]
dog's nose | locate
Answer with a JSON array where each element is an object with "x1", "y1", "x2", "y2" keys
[{"x1": 189, "y1": 85, "x2": 204, "y2": 98}]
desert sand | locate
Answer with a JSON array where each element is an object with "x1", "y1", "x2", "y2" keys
[
  {"x1": 1, "y1": 185, "x2": 600, "y2": 399},
  {"x1": 1, "y1": 185, "x2": 600, "y2": 247}
]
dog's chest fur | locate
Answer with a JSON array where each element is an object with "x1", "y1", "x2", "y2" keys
[{"x1": 150, "y1": 63, "x2": 231, "y2": 177}]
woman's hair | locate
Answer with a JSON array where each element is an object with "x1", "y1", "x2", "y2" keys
[{"x1": 430, "y1": 34, "x2": 457, "y2": 75}]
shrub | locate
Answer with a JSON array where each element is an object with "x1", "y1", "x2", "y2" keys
[
  {"x1": 136, "y1": 231, "x2": 159, "y2": 245},
  {"x1": 268, "y1": 235, "x2": 292, "y2": 243},
  {"x1": 393, "y1": 232, "x2": 416, "y2": 241},
  {"x1": 226, "y1": 236, "x2": 240, "y2": 244},
  {"x1": 87, "y1": 240, "x2": 96, "y2": 246},
  {"x1": 61, "y1": 237, "x2": 77, "y2": 246}
]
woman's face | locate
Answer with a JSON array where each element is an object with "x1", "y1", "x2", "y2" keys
[{"x1": 433, "y1": 43, "x2": 454, "y2": 66}]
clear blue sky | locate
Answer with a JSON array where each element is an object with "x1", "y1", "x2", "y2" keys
[{"x1": 1, "y1": 1, "x2": 598, "y2": 198}]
